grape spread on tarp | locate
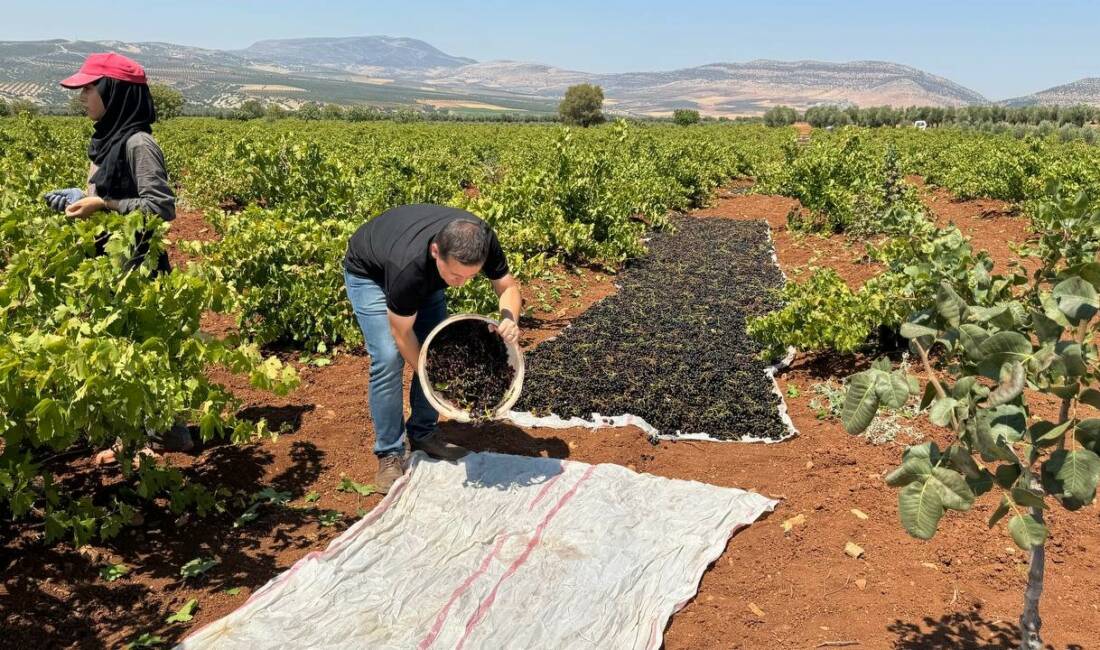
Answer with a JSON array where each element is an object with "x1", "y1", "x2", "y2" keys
[{"x1": 515, "y1": 216, "x2": 790, "y2": 441}]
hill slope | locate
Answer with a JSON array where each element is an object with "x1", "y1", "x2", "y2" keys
[
  {"x1": 0, "y1": 37, "x2": 990, "y2": 116},
  {"x1": 1001, "y1": 78, "x2": 1100, "y2": 107}
]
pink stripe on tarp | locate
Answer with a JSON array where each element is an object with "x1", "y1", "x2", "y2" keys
[
  {"x1": 453, "y1": 465, "x2": 596, "y2": 650},
  {"x1": 418, "y1": 532, "x2": 513, "y2": 650},
  {"x1": 419, "y1": 463, "x2": 565, "y2": 649},
  {"x1": 527, "y1": 471, "x2": 564, "y2": 511},
  {"x1": 180, "y1": 453, "x2": 424, "y2": 643}
]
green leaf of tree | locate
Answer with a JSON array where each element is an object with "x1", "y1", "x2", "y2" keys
[
  {"x1": 929, "y1": 397, "x2": 958, "y2": 427},
  {"x1": 988, "y1": 496, "x2": 1011, "y2": 528},
  {"x1": 950, "y1": 376, "x2": 979, "y2": 400},
  {"x1": 919, "y1": 381, "x2": 938, "y2": 411},
  {"x1": 986, "y1": 404, "x2": 1028, "y2": 442},
  {"x1": 1075, "y1": 419, "x2": 1100, "y2": 452},
  {"x1": 1029, "y1": 308, "x2": 1065, "y2": 343},
  {"x1": 966, "y1": 470, "x2": 995, "y2": 497},
  {"x1": 947, "y1": 444, "x2": 981, "y2": 479},
  {"x1": 900, "y1": 321, "x2": 938, "y2": 340},
  {"x1": 935, "y1": 282, "x2": 967, "y2": 328},
  {"x1": 984, "y1": 361, "x2": 1025, "y2": 407},
  {"x1": 930, "y1": 467, "x2": 975, "y2": 511},
  {"x1": 876, "y1": 372, "x2": 911, "y2": 410},
  {"x1": 124, "y1": 633, "x2": 166, "y2": 649},
  {"x1": 1044, "y1": 449, "x2": 1100, "y2": 509},
  {"x1": 898, "y1": 478, "x2": 946, "y2": 539},
  {"x1": 1030, "y1": 420, "x2": 1073, "y2": 446},
  {"x1": 1079, "y1": 389, "x2": 1100, "y2": 410},
  {"x1": 318, "y1": 510, "x2": 343, "y2": 527},
  {"x1": 994, "y1": 463, "x2": 1022, "y2": 489},
  {"x1": 957, "y1": 324, "x2": 990, "y2": 361},
  {"x1": 1010, "y1": 486, "x2": 1048, "y2": 510},
  {"x1": 338, "y1": 475, "x2": 376, "y2": 497},
  {"x1": 1055, "y1": 342, "x2": 1088, "y2": 377},
  {"x1": 1049, "y1": 381, "x2": 1081, "y2": 400},
  {"x1": 976, "y1": 331, "x2": 1034, "y2": 358},
  {"x1": 976, "y1": 332, "x2": 1034, "y2": 379},
  {"x1": 1052, "y1": 275, "x2": 1099, "y2": 324},
  {"x1": 1007, "y1": 514, "x2": 1048, "y2": 550},
  {"x1": 842, "y1": 370, "x2": 881, "y2": 434},
  {"x1": 885, "y1": 456, "x2": 933, "y2": 487},
  {"x1": 976, "y1": 414, "x2": 1022, "y2": 463},
  {"x1": 179, "y1": 556, "x2": 219, "y2": 579},
  {"x1": 1040, "y1": 292, "x2": 1072, "y2": 328},
  {"x1": 1072, "y1": 261, "x2": 1100, "y2": 290},
  {"x1": 871, "y1": 357, "x2": 893, "y2": 373}
]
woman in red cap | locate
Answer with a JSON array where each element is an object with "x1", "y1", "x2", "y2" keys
[
  {"x1": 46, "y1": 52, "x2": 192, "y2": 457},
  {"x1": 45, "y1": 52, "x2": 176, "y2": 274}
]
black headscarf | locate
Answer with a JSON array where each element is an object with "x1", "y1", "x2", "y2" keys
[{"x1": 87, "y1": 77, "x2": 156, "y2": 199}]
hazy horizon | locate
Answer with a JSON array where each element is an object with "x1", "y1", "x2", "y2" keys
[{"x1": 2, "y1": 0, "x2": 1097, "y2": 100}]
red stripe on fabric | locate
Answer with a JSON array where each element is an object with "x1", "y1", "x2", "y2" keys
[
  {"x1": 528, "y1": 471, "x2": 564, "y2": 511},
  {"x1": 419, "y1": 465, "x2": 567, "y2": 648},
  {"x1": 418, "y1": 532, "x2": 513, "y2": 650},
  {"x1": 453, "y1": 465, "x2": 596, "y2": 650}
]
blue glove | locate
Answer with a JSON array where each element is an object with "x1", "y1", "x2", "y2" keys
[{"x1": 44, "y1": 188, "x2": 85, "y2": 212}]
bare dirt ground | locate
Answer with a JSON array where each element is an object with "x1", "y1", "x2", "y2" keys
[{"x1": 2, "y1": 187, "x2": 1097, "y2": 649}]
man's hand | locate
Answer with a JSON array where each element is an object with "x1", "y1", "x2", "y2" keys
[
  {"x1": 388, "y1": 311, "x2": 422, "y2": 369},
  {"x1": 493, "y1": 316, "x2": 520, "y2": 344},
  {"x1": 44, "y1": 188, "x2": 85, "y2": 212},
  {"x1": 65, "y1": 196, "x2": 106, "y2": 219},
  {"x1": 490, "y1": 274, "x2": 522, "y2": 345}
]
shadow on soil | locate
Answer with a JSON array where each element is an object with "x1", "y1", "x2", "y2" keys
[
  {"x1": 889, "y1": 605, "x2": 1083, "y2": 650},
  {"x1": 237, "y1": 403, "x2": 315, "y2": 436},
  {"x1": 1, "y1": 426, "x2": 331, "y2": 649},
  {"x1": 440, "y1": 419, "x2": 571, "y2": 460}
]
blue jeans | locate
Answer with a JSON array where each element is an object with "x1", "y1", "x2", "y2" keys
[{"x1": 344, "y1": 269, "x2": 448, "y2": 458}]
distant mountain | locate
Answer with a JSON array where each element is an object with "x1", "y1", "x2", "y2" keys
[
  {"x1": 0, "y1": 38, "x2": 553, "y2": 113},
  {"x1": 238, "y1": 36, "x2": 476, "y2": 73},
  {"x1": 0, "y1": 37, "x2": 993, "y2": 116},
  {"x1": 1001, "y1": 78, "x2": 1100, "y2": 107},
  {"x1": 421, "y1": 59, "x2": 989, "y2": 115}
]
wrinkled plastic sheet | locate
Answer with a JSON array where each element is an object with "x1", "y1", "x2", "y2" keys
[{"x1": 179, "y1": 452, "x2": 775, "y2": 650}]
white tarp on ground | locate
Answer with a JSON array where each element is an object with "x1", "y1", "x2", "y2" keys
[{"x1": 179, "y1": 451, "x2": 776, "y2": 650}]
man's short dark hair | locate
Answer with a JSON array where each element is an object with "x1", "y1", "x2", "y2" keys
[{"x1": 435, "y1": 219, "x2": 491, "y2": 266}]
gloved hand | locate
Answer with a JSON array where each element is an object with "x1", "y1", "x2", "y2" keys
[{"x1": 44, "y1": 188, "x2": 85, "y2": 212}]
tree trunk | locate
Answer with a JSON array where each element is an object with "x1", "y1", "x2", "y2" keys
[{"x1": 1018, "y1": 506, "x2": 1045, "y2": 650}]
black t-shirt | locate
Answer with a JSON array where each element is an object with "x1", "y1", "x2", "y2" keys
[{"x1": 344, "y1": 204, "x2": 510, "y2": 316}]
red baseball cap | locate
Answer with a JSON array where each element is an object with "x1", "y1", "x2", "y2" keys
[{"x1": 60, "y1": 52, "x2": 147, "y2": 88}]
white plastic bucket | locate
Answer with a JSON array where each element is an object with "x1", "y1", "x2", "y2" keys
[{"x1": 417, "y1": 313, "x2": 525, "y2": 423}]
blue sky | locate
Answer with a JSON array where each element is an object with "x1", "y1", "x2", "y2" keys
[{"x1": 2, "y1": 0, "x2": 1096, "y2": 99}]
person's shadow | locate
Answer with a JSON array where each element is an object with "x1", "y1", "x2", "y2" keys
[
  {"x1": 439, "y1": 419, "x2": 570, "y2": 460},
  {"x1": 437, "y1": 420, "x2": 571, "y2": 492}
]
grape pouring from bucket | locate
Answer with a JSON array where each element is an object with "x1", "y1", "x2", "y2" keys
[
  {"x1": 343, "y1": 205, "x2": 523, "y2": 493},
  {"x1": 420, "y1": 315, "x2": 524, "y2": 422}
]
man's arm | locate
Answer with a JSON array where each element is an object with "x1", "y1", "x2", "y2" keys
[
  {"x1": 387, "y1": 311, "x2": 422, "y2": 368},
  {"x1": 491, "y1": 274, "x2": 522, "y2": 343}
]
